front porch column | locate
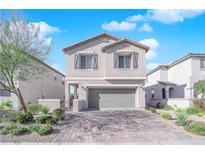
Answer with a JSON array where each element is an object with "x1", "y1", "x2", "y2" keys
[
  {"x1": 65, "y1": 82, "x2": 70, "y2": 108},
  {"x1": 136, "y1": 86, "x2": 145, "y2": 109}
]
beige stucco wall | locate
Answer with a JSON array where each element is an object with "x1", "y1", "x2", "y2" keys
[
  {"x1": 19, "y1": 68, "x2": 65, "y2": 104},
  {"x1": 66, "y1": 36, "x2": 116, "y2": 78},
  {"x1": 0, "y1": 67, "x2": 65, "y2": 109},
  {"x1": 65, "y1": 36, "x2": 147, "y2": 110}
]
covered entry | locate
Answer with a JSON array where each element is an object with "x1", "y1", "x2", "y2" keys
[{"x1": 88, "y1": 88, "x2": 136, "y2": 110}]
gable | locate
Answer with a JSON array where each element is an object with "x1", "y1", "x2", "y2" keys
[
  {"x1": 102, "y1": 39, "x2": 149, "y2": 53},
  {"x1": 63, "y1": 33, "x2": 119, "y2": 53}
]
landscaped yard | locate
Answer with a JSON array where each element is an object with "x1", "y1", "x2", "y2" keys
[
  {"x1": 0, "y1": 101, "x2": 71, "y2": 141},
  {"x1": 148, "y1": 99, "x2": 205, "y2": 137}
]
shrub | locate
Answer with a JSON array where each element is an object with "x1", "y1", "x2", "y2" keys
[
  {"x1": 197, "y1": 112, "x2": 205, "y2": 117},
  {"x1": 148, "y1": 107, "x2": 156, "y2": 113},
  {"x1": 0, "y1": 127, "x2": 9, "y2": 135},
  {"x1": 1, "y1": 112, "x2": 20, "y2": 122},
  {"x1": 0, "y1": 104, "x2": 4, "y2": 111},
  {"x1": 41, "y1": 106, "x2": 49, "y2": 114},
  {"x1": 185, "y1": 122, "x2": 205, "y2": 136},
  {"x1": 29, "y1": 124, "x2": 41, "y2": 132},
  {"x1": 36, "y1": 115, "x2": 57, "y2": 124},
  {"x1": 193, "y1": 99, "x2": 205, "y2": 111},
  {"x1": 29, "y1": 124, "x2": 53, "y2": 135},
  {"x1": 52, "y1": 108, "x2": 65, "y2": 120},
  {"x1": 9, "y1": 126, "x2": 28, "y2": 136},
  {"x1": 173, "y1": 104, "x2": 183, "y2": 112},
  {"x1": 1, "y1": 124, "x2": 28, "y2": 136},
  {"x1": 164, "y1": 105, "x2": 174, "y2": 111},
  {"x1": 27, "y1": 103, "x2": 43, "y2": 115},
  {"x1": 176, "y1": 111, "x2": 189, "y2": 126},
  {"x1": 185, "y1": 107, "x2": 200, "y2": 115},
  {"x1": 16, "y1": 112, "x2": 33, "y2": 124},
  {"x1": 1, "y1": 100, "x2": 13, "y2": 110},
  {"x1": 37, "y1": 125, "x2": 53, "y2": 136},
  {"x1": 160, "y1": 112, "x2": 172, "y2": 120}
]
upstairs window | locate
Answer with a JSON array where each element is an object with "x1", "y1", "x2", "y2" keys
[
  {"x1": 74, "y1": 54, "x2": 98, "y2": 70},
  {"x1": 80, "y1": 55, "x2": 93, "y2": 69},
  {"x1": 118, "y1": 55, "x2": 131, "y2": 68},
  {"x1": 114, "y1": 52, "x2": 138, "y2": 69},
  {"x1": 200, "y1": 59, "x2": 205, "y2": 69}
]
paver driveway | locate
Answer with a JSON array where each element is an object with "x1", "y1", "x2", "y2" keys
[
  {"x1": 51, "y1": 110, "x2": 205, "y2": 144},
  {"x1": 1, "y1": 110, "x2": 205, "y2": 144}
]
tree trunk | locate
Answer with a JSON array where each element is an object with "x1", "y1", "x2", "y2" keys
[{"x1": 15, "y1": 88, "x2": 27, "y2": 113}]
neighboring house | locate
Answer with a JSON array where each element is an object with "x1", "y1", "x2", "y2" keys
[
  {"x1": 145, "y1": 53, "x2": 205, "y2": 108},
  {"x1": 63, "y1": 33, "x2": 149, "y2": 111},
  {"x1": 0, "y1": 62, "x2": 65, "y2": 110}
]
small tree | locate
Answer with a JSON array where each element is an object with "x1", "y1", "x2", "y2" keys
[
  {"x1": 0, "y1": 11, "x2": 51, "y2": 112},
  {"x1": 194, "y1": 80, "x2": 205, "y2": 99}
]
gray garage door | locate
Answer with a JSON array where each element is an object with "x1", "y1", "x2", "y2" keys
[{"x1": 88, "y1": 89, "x2": 136, "y2": 109}]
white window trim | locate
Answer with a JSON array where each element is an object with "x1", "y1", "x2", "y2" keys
[
  {"x1": 115, "y1": 50, "x2": 134, "y2": 70},
  {"x1": 80, "y1": 54, "x2": 94, "y2": 70},
  {"x1": 118, "y1": 55, "x2": 131, "y2": 69}
]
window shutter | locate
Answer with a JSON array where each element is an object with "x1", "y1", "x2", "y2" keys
[
  {"x1": 93, "y1": 54, "x2": 98, "y2": 69},
  {"x1": 133, "y1": 52, "x2": 138, "y2": 69},
  {"x1": 114, "y1": 53, "x2": 118, "y2": 68},
  {"x1": 74, "y1": 54, "x2": 79, "y2": 69}
]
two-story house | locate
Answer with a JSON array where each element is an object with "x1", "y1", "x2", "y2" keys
[
  {"x1": 145, "y1": 53, "x2": 205, "y2": 108},
  {"x1": 63, "y1": 33, "x2": 149, "y2": 111}
]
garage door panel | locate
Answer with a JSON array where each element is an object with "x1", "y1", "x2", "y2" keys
[{"x1": 88, "y1": 89, "x2": 136, "y2": 109}]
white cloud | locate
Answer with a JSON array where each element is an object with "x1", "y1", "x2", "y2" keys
[
  {"x1": 147, "y1": 9, "x2": 205, "y2": 24},
  {"x1": 126, "y1": 15, "x2": 144, "y2": 22},
  {"x1": 29, "y1": 21, "x2": 61, "y2": 46},
  {"x1": 139, "y1": 23, "x2": 153, "y2": 32},
  {"x1": 30, "y1": 21, "x2": 61, "y2": 36},
  {"x1": 147, "y1": 62, "x2": 160, "y2": 72},
  {"x1": 101, "y1": 20, "x2": 136, "y2": 31},
  {"x1": 139, "y1": 38, "x2": 159, "y2": 60}
]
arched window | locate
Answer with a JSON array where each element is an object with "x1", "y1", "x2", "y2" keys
[{"x1": 162, "y1": 88, "x2": 166, "y2": 99}]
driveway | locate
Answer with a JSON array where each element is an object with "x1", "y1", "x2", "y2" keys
[{"x1": 1, "y1": 110, "x2": 205, "y2": 144}]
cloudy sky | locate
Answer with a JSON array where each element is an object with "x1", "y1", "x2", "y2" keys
[{"x1": 21, "y1": 9, "x2": 205, "y2": 72}]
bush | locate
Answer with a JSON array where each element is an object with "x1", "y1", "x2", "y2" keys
[
  {"x1": 9, "y1": 126, "x2": 28, "y2": 136},
  {"x1": 29, "y1": 124, "x2": 41, "y2": 132},
  {"x1": 29, "y1": 124, "x2": 53, "y2": 135},
  {"x1": 193, "y1": 99, "x2": 205, "y2": 111},
  {"x1": 27, "y1": 103, "x2": 43, "y2": 115},
  {"x1": 148, "y1": 107, "x2": 156, "y2": 113},
  {"x1": 197, "y1": 112, "x2": 205, "y2": 117},
  {"x1": 1, "y1": 100, "x2": 13, "y2": 110},
  {"x1": 185, "y1": 107, "x2": 200, "y2": 115},
  {"x1": 185, "y1": 122, "x2": 205, "y2": 136},
  {"x1": 52, "y1": 108, "x2": 65, "y2": 120},
  {"x1": 16, "y1": 112, "x2": 33, "y2": 124},
  {"x1": 36, "y1": 115, "x2": 57, "y2": 124},
  {"x1": 1, "y1": 124, "x2": 28, "y2": 136},
  {"x1": 37, "y1": 125, "x2": 53, "y2": 136},
  {"x1": 164, "y1": 105, "x2": 174, "y2": 111},
  {"x1": 160, "y1": 112, "x2": 172, "y2": 120},
  {"x1": 1, "y1": 112, "x2": 20, "y2": 122},
  {"x1": 41, "y1": 106, "x2": 49, "y2": 114},
  {"x1": 176, "y1": 111, "x2": 189, "y2": 126}
]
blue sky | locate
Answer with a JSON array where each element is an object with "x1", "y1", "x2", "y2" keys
[{"x1": 22, "y1": 9, "x2": 205, "y2": 72}]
